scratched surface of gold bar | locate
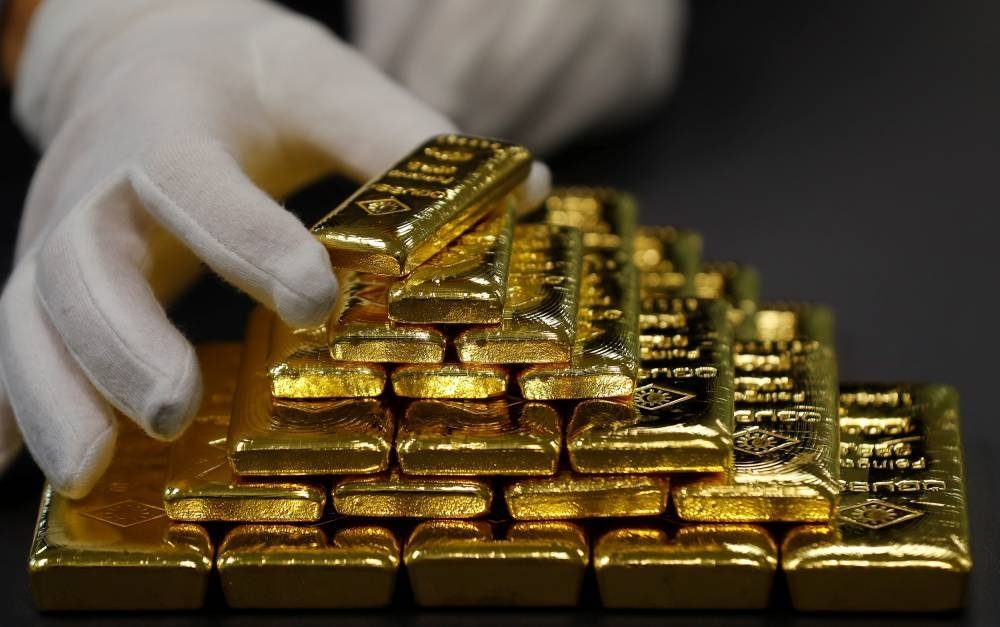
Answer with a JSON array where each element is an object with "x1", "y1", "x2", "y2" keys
[
  {"x1": 505, "y1": 472, "x2": 669, "y2": 520},
  {"x1": 595, "y1": 524, "x2": 778, "y2": 609},
  {"x1": 229, "y1": 308, "x2": 393, "y2": 476},
  {"x1": 28, "y1": 422, "x2": 212, "y2": 611},
  {"x1": 397, "y1": 398, "x2": 561, "y2": 476},
  {"x1": 312, "y1": 134, "x2": 531, "y2": 275},
  {"x1": 634, "y1": 225, "x2": 703, "y2": 294},
  {"x1": 782, "y1": 383, "x2": 971, "y2": 612},
  {"x1": 388, "y1": 202, "x2": 515, "y2": 324},
  {"x1": 333, "y1": 470, "x2": 492, "y2": 518},
  {"x1": 405, "y1": 520, "x2": 588, "y2": 606},
  {"x1": 455, "y1": 223, "x2": 583, "y2": 364},
  {"x1": 218, "y1": 524, "x2": 399, "y2": 608},
  {"x1": 391, "y1": 364, "x2": 508, "y2": 399}
]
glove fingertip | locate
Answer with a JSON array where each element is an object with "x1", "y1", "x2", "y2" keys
[
  {"x1": 273, "y1": 244, "x2": 339, "y2": 329},
  {"x1": 141, "y1": 348, "x2": 203, "y2": 442},
  {"x1": 518, "y1": 161, "x2": 552, "y2": 215},
  {"x1": 49, "y1": 422, "x2": 118, "y2": 499}
]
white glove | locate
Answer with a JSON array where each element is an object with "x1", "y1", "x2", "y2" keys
[
  {"x1": 351, "y1": 0, "x2": 687, "y2": 155},
  {"x1": 0, "y1": 0, "x2": 549, "y2": 497}
]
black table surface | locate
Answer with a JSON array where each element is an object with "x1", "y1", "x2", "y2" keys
[{"x1": 1, "y1": 1, "x2": 997, "y2": 625}]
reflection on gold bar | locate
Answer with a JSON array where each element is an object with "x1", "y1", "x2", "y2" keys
[
  {"x1": 595, "y1": 525, "x2": 778, "y2": 609},
  {"x1": 741, "y1": 301, "x2": 834, "y2": 346},
  {"x1": 333, "y1": 470, "x2": 492, "y2": 518},
  {"x1": 388, "y1": 202, "x2": 515, "y2": 324},
  {"x1": 391, "y1": 364, "x2": 508, "y2": 399},
  {"x1": 693, "y1": 262, "x2": 760, "y2": 328},
  {"x1": 218, "y1": 524, "x2": 399, "y2": 608},
  {"x1": 229, "y1": 308, "x2": 393, "y2": 476},
  {"x1": 312, "y1": 134, "x2": 531, "y2": 275},
  {"x1": 327, "y1": 272, "x2": 446, "y2": 363},
  {"x1": 28, "y1": 422, "x2": 212, "y2": 611},
  {"x1": 455, "y1": 224, "x2": 583, "y2": 364},
  {"x1": 634, "y1": 226, "x2": 703, "y2": 294},
  {"x1": 782, "y1": 383, "x2": 971, "y2": 612},
  {"x1": 505, "y1": 472, "x2": 669, "y2": 520},
  {"x1": 405, "y1": 520, "x2": 588, "y2": 606},
  {"x1": 397, "y1": 399, "x2": 561, "y2": 476}
]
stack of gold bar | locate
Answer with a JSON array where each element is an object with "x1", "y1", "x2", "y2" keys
[{"x1": 27, "y1": 135, "x2": 971, "y2": 613}]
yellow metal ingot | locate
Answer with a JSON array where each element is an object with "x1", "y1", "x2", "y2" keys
[
  {"x1": 333, "y1": 470, "x2": 492, "y2": 518},
  {"x1": 405, "y1": 520, "x2": 588, "y2": 606},
  {"x1": 595, "y1": 525, "x2": 778, "y2": 609},
  {"x1": 391, "y1": 364, "x2": 508, "y2": 399},
  {"x1": 28, "y1": 422, "x2": 212, "y2": 611},
  {"x1": 455, "y1": 223, "x2": 583, "y2": 364},
  {"x1": 634, "y1": 225, "x2": 703, "y2": 293},
  {"x1": 782, "y1": 383, "x2": 971, "y2": 612},
  {"x1": 217, "y1": 524, "x2": 399, "y2": 608},
  {"x1": 740, "y1": 301, "x2": 835, "y2": 346},
  {"x1": 505, "y1": 472, "x2": 669, "y2": 520},
  {"x1": 388, "y1": 202, "x2": 515, "y2": 324},
  {"x1": 397, "y1": 398, "x2": 561, "y2": 476},
  {"x1": 312, "y1": 134, "x2": 531, "y2": 276},
  {"x1": 693, "y1": 262, "x2": 760, "y2": 329},
  {"x1": 543, "y1": 187, "x2": 637, "y2": 252}
]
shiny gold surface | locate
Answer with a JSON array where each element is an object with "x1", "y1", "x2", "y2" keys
[
  {"x1": 333, "y1": 469, "x2": 492, "y2": 518},
  {"x1": 229, "y1": 308, "x2": 394, "y2": 476},
  {"x1": 313, "y1": 134, "x2": 531, "y2": 275},
  {"x1": 694, "y1": 262, "x2": 760, "y2": 328},
  {"x1": 405, "y1": 520, "x2": 588, "y2": 606},
  {"x1": 217, "y1": 524, "x2": 399, "y2": 608},
  {"x1": 504, "y1": 472, "x2": 669, "y2": 520},
  {"x1": 391, "y1": 363, "x2": 508, "y2": 399},
  {"x1": 397, "y1": 398, "x2": 561, "y2": 476},
  {"x1": 782, "y1": 383, "x2": 971, "y2": 612},
  {"x1": 741, "y1": 301, "x2": 834, "y2": 346},
  {"x1": 28, "y1": 422, "x2": 212, "y2": 611},
  {"x1": 454, "y1": 223, "x2": 583, "y2": 364},
  {"x1": 634, "y1": 225, "x2": 703, "y2": 294},
  {"x1": 388, "y1": 202, "x2": 515, "y2": 324},
  {"x1": 595, "y1": 524, "x2": 778, "y2": 609}
]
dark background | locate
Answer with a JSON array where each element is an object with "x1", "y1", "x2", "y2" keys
[{"x1": 1, "y1": 0, "x2": 997, "y2": 625}]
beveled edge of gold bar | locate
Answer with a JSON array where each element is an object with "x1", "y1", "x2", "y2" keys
[
  {"x1": 391, "y1": 364, "x2": 508, "y2": 399},
  {"x1": 332, "y1": 471, "x2": 493, "y2": 518},
  {"x1": 672, "y1": 483, "x2": 837, "y2": 523},
  {"x1": 163, "y1": 481, "x2": 327, "y2": 523},
  {"x1": 504, "y1": 472, "x2": 670, "y2": 520}
]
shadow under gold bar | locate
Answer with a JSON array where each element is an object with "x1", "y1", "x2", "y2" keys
[
  {"x1": 388, "y1": 202, "x2": 515, "y2": 324},
  {"x1": 312, "y1": 134, "x2": 531, "y2": 276},
  {"x1": 333, "y1": 469, "x2": 492, "y2": 518},
  {"x1": 229, "y1": 308, "x2": 394, "y2": 476},
  {"x1": 396, "y1": 398, "x2": 561, "y2": 476},
  {"x1": 28, "y1": 421, "x2": 212, "y2": 611},
  {"x1": 218, "y1": 524, "x2": 399, "y2": 608},
  {"x1": 634, "y1": 225, "x2": 703, "y2": 294},
  {"x1": 454, "y1": 223, "x2": 583, "y2": 364},
  {"x1": 504, "y1": 472, "x2": 669, "y2": 520},
  {"x1": 391, "y1": 363, "x2": 508, "y2": 399},
  {"x1": 782, "y1": 383, "x2": 971, "y2": 612},
  {"x1": 595, "y1": 524, "x2": 778, "y2": 609},
  {"x1": 405, "y1": 520, "x2": 588, "y2": 606}
]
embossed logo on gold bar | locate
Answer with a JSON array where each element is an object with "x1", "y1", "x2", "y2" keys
[
  {"x1": 356, "y1": 197, "x2": 412, "y2": 216},
  {"x1": 83, "y1": 500, "x2": 165, "y2": 528},
  {"x1": 837, "y1": 499, "x2": 923, "y2": 530},
  {"x1": 633, "y1": 383, "x2": 694, "y2": 412},
  {"x1": 733, "y1": 427, "x2": 800, "y2": 457}
]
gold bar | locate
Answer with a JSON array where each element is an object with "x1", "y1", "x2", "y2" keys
[
  {"x1": 504, "y1": 472, "x2": 669, "y2": 520},
  {"x1": 397, "y1": 398, "x2": 561, "y2": 476},
  {"x1": 218, "y1": 524, "x2": 399, "y2": 608},
  {"x1": 454, "y1": 223, "x2": 583, "y2": 364},
  {"x1": 595, "y1": 524, "x2": 778, "y2": 609},
  {"x1": 405, "y1": 520, "x2": 588, "y2": 606},
  {"x1": 391, "y1": 363, "x2": 508, "y2": 399},
  {"x1": 693, "y1": 262, "x2": 760, "y2": 329},
  {"x1": 333, "y1": 469, "x2": 492, "y2": 518},
  {"x1": 740, "y1": 301, "x2": 834, "y2": 346},
  {"x1": 228, "y1": 308, "x2": 393, "y2": 476},
  {"x1": 312, "y1": 134, "x2": 531, "y2": 276},
  {"x1": 782, "y1": 383, "x2": 971, "y2": 612},
  {"x1": 388, "y1": 202, "x2": 515, "y2": 324},
  {"x1": 28, "y1": 421, "x2": 212, "y2": 611},
  {"x1": 634, "y1": 225, "x2": 703, "y2": 293}
]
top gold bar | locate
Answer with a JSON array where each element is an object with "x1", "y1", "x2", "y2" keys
[{"x1": 312, "y1": 135, "x2": 532, "y2": 276}]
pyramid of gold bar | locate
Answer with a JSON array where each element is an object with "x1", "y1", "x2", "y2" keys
[{"x1": 28, "y1": 135, "x2": 971, "y2": 612}]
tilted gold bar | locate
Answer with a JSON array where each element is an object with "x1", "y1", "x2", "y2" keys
[
  {"x1": 28, "y1": 421, "x2": 212, "y2": 611},
  {"x1": 397, "y1": 398, "x2": 561, "y2": 476},
  {"x1": 333, "y1": 469, "x2": 492, "y2": 518},
  {"x1": 504, "y1": 472, "x2": 669, "y2": 520},
  {"x1": 693, "y1": 262, "x2": 760, "y2": 329},
  {"x1": 388, "y1": 202, "x2": 515, "y2": 324},
  {"x1": 229, "y1": 308, "x2": 393, "y2": 476},
  {"x1": 595, "y1": 524, "x2": 778, "y2": 609},
  {"x1": 312, "y1": 134, "x2": 531, "y2": 275},
  {"x1": 454, "y1": 223, "x2": 583, "y2": 364},
  {"x1": 218, "y1": 524, "x2": 399, "y2": 608},
  {"x1": 405, "y1": 520, "x2": 588, "y2": 606},
  {"x1": 782, "y1": 383, "x2": 971, "y2": 612},
  {"x1": 634, "y1": 225, "x2": 703, "y2": 294},
  {"x1": 391, "y1": 364, "x2": 508, "y2": 399}
]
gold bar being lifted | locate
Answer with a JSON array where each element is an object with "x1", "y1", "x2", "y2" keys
[
  {"x1": 454, "y1": 223, "x2": 583, "y2": 364},
  {"x1": 595, "y1": 524, "x2": 778, "y2": 609},
  {"x1": 782, "y1": 383, "x2": 971, "y2": 612},
  {"x1": 218, "y1": 524, "x2": 400, "y2": 608},
  {"x1": 312, "y1": 134, "x2": 531, "y2": 276},
  {"x1": 405, "y1": 520, "x2": 588, "y2": 607},
  {"x1": 29, "y1": 421, "x2": 212, "y2": 611},
  {"x1": 634, "y1": 225, "x2": 703, "y2": 294},
  {"x1": 229, "y1": 308, "x2": 393, "y2": 476},
  {"x1": 333, "y1": 470, "x2": 492, "y2": 518},
  {"x1": 388, "y1": 202, "x2": 515, "y2": 324},
  {"x1": 391, "y1": 364, "x2": 508, "y2": 399},
  {"x1": 504, "y1": 472, "x2": 670, "y2": 520}
]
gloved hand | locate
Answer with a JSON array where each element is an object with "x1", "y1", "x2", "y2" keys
[
  {"x1": 351, "y1": 0, "x2": 687, "y2": 155},
  {"x1": 0, "y1": 0, "x2": 549, "y2": 497}
]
